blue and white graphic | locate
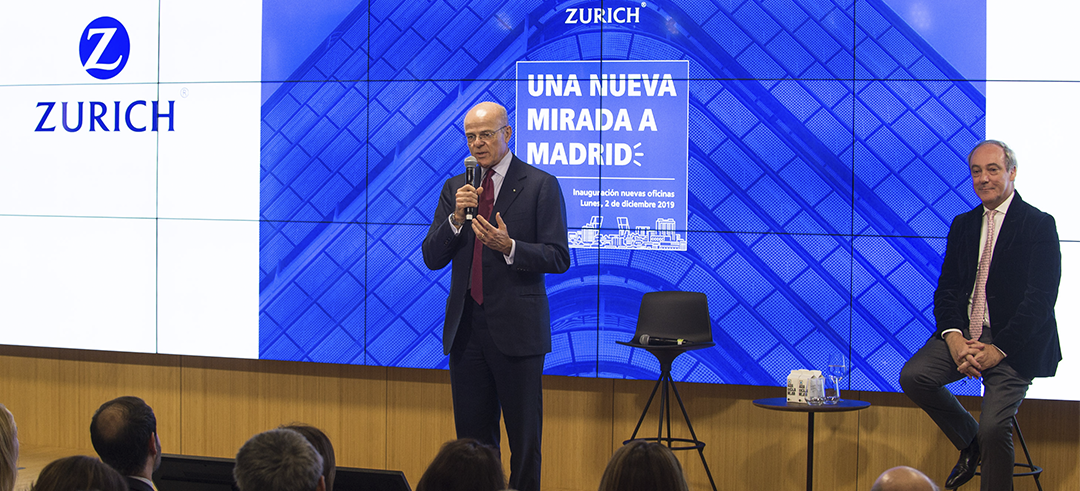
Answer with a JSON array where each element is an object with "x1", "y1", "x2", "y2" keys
[
  {"x1": 256, "y1": 0, "x2": 990, "y2": 396},
  {"x1": 6, "y1": 0, "x2": 1080, "y2": 400},
  {"x1": 517, "y1": 61, "x2": 689, "y2": 251},
  {"x1": 79, "y1": 16, "x2": 130, "y2": 80}
]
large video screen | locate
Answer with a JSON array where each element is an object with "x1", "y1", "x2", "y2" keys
[{"x1": 2, "y1": 0, "x2": 1077, "y2": 401}]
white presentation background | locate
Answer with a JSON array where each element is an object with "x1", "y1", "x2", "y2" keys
[
  {"x1": 0, "y1": 0, "x2": 260, "y2": 358},
  {"x1": 0, "y1": 84, "x2": 161, "y2": 218},
  {"x1": 987, "y1": 0, "x2": 1079, "y2": 400},
  {"x1": 0, "y1": 3, "x2": 161, "y2": 86},
  {"x1": 157, "y1": 219, "x2": 259, "y2": 358},
  {"x1": 0, "y1": 215, "x2": 157, "y2": 353}
]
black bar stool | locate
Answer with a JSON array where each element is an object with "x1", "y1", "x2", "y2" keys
[
  {"x1": 617, "y1": 291, "x2": 717, "y2": 491},
  {"x1": 967, "y1": 415, "x2": 1043, "y2": 490}
]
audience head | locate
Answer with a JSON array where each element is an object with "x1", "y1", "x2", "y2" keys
[
  {"x1": 415, "y1": 438, "x2": 505, "y2": 491},
  {"x1": 234, "y1": 429, "x2": 324, "y2": 491},
  {"x1": 598, "y1": 440, "x2": 689, "y2": 491},
  {"x1": 0, "y1": 404, "x2": 17, "y2": 491},
  {"x1": 280, "y1": 424, "x2": 336, "y2": 491},
  {"x1": 30, "y1": 455, "x2": 128, "y2": 491},
  {"x1": 90, "y1": 396, "x2": 160, "y2": 478},
  {"x1": 871, "y1": 466, "x2": 939, "y2": 491}
]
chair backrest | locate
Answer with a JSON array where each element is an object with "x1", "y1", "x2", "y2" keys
[{"x1": 633, "y1": 291, "x2": 712, "y2": 343}]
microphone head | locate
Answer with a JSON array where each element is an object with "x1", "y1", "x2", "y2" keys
[
  {"x1": 638, "y1": 334, "x2": 650, "y2": 345},
  {"x1": 464, "y1": 156, "x2": 478, "y2": 169}
]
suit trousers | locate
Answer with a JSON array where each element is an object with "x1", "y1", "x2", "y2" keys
[
  {"x1": 449, "y1": 296, "x2": 545, "y2": 491},
  {"x1": 899, "y1": 333, "x2": 1032, "y2": 491}
]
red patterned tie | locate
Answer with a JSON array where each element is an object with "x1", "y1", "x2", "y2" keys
[
  {"x1": 470, "y1": 169, "x2": 495, "y2": 305},
  {"x1": 969, "y1": 209, "x2": 997, "y2": 341}
]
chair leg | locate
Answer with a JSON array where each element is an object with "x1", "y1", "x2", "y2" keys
[
  {"x1": 660, "y1": 374, "x2": 670, "y2": 442},
  {"x1": 623, "y1": 371, "x2": 717, "y2": 491},
  {"x1": 627, "y1": 376, "x2": 665, "y2": 441},
  {"x1": 669, "y1": 377, "x2": 717, "y2": 491},
  {"x1": 1011, "y1": 415, "x2": 1043, "y2": 491},
  {"x1": 969, "y1": 415, "x2": 1043, "y2": 491}
]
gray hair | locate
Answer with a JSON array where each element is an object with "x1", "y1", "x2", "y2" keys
[
  {"x1": 234, "y1": 429, "x2": 324, "y2": 491},
  {"x1": 969, "y1": 140, "x2": 1017, "y2": 170}
]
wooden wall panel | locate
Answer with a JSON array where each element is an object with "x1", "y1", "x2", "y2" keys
[
  {"x1": 857, "y1": 392, "x2": 1080, "y2": 491},
  {"x1": 0, "y1": 346, "x2": 181, "y2": 455},
  {"x1": 804, "y1": 392, "x2": 865, "y2": 490},
  {"x1": 178, "y1": 356, "x2": 389, "y2": 470},
  {"x1": 1010, "y1": 398, "x2": 1079, "y2": 491},
  {"x1": 681, "y1": 384, "x2": 800, "y2": 490},
  {"x1": 385, "y1": 366, "x2": 456, "y2": 486},
  {"x1": 542, "y1": 375, "x2": 615, "y2": 491},
  {"x1": 3, "y1": 344, "x2": 1078, "y2": 491},
  {"x1": 857, "y1": 391, "x2": 956, "y2": 488},
  {"x1": 616, "y1": 381, "x2": 839, "y2": 491}
]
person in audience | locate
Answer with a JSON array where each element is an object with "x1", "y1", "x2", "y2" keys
[
  {"x1": 597, "y1": 440, "x2": 689, "y2": 491},
  {"x1": 90, "y1": 396, "x2": 162, "y2": 491},
  {"x1": 30, "y1": 455, "x2": 128, "y2": 491},
  {"x1": 281, "y1": 424, "x2": 336, "y2": 491},
  {"x1": 872, "y1": 466, "x2": 940, "y2": 491},
  {"x1": 0, "y1": 404, "x2": 17, "y2": 491},
  {"x1": 234, "y1": 429, "x2": 324, "y2": 491},
  {"x1": 416, "y1": 438, "x2": 506, "y2": 491}
]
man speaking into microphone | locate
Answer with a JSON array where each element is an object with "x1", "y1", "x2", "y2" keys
[{"x1": 422, "y1": 101, "x2": 570, "y2": 491}]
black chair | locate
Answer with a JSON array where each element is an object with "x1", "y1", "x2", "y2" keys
[
  {"x1": 616, "y1": 290, "x2": 717, "y2": 491},
  {"x1": 967, "y1": 415, "x2": 1043, "y2": 490}
]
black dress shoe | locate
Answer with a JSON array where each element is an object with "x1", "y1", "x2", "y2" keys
[{"x1": 945, "y1": 439, "x2": 981, "y2": 489}]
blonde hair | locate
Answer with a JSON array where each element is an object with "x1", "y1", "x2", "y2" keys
[{"x1": 0, "y1": 404, "x2": 17, "y2": 491}]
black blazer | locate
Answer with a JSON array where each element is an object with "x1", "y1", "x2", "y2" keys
[
  {"x1": 423, "y1": 154, "x2": 570, "y2": 356},
  {"x1": 933, "y1": 192, "x2": 1061, "y2": 378},
  {"x1": 125, "y1": 477, "x2": 155, "y2": 491}
]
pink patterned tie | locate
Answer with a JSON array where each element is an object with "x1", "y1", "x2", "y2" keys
[{"x1": 969, "y1": 209, "x2": 997, "y2": 341}]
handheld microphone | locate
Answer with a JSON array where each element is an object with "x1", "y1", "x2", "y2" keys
[
  {"x1": 638, "y1": 334, "x2": 691, "y2": 346},
  {"x1": 464, "y1": 156, "x2": 478, "y2": 221}
]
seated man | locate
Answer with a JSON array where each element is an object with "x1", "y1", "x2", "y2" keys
[
  {"x1": 280, "y1": 424, "x2": 336, "y2": 491},
  {"x1": 90, "y1": 396, "x2": 162, "y2": 491},
  {"x1": 900, "y1": 140, "x2": 1061, "y2": 491},
  {"x1": 234, "y1": 429, "x2": 325, "y2": 491}
]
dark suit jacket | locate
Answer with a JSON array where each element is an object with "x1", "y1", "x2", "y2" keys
[
  {"x1": 423, "y1": 154, "x2": 570, "y2": 357},
  {"x1": 125, "y1": 476, "x2": 155, "y2": 491},
  {"x1": 933, "y1": 191, "x2": 1061, "y2": 378}
]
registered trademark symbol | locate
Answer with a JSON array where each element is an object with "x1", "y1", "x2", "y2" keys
[
  {"x1": 641, "y1": 1, "x2": 646, "y2": 6},
  {"x1": 180, "y1": 87, "x2": 189, "y2": 98}
]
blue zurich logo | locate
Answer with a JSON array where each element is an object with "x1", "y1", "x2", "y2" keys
[{"x1": 79, "y1": 17, "x2": 130, "y2": 80}]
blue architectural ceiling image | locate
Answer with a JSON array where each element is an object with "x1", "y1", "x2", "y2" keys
[{"x1": 258, "y1": 0, "x2": 986, "y2": 396}]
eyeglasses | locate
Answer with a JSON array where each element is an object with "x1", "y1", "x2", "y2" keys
[{"x1": 466, "y1": 125, "x2": 508, "y2": 144}]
